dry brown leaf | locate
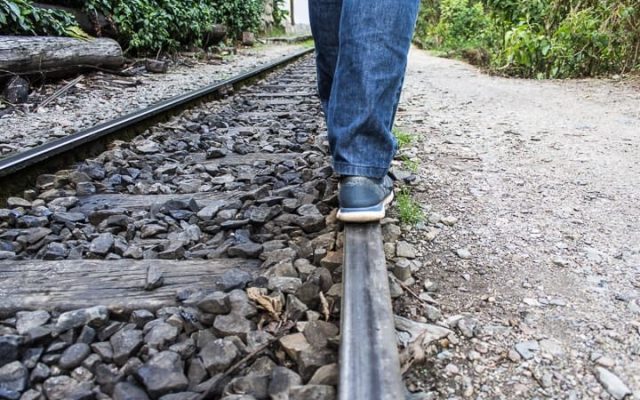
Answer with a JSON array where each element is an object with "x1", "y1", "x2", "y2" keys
[
  {"x1": 247, "y1": 287, "x2": 282, "y2": 321},
  {"x1": 319, "y1": 291, "x2": 330, "y2": 321},
  {"x1": 399, "y1": 331, "x2": 427, "y2": 374}
]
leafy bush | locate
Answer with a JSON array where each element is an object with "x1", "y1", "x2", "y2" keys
[
  {"x1": 2, "y1": 0, "x2": 268, "y2": 54},
  {"x1": 271, "y1": 0, "x2": 289, "y2": 28},
  {"x1": 415, "y1": 0, "x2": 640, "y2": 78},
  {"x1": 208, "y1": 0, "x2": 265, "y2": 39},
  {"x1": 434, "y1": 0, "x2": 487, "y2": 49},
  {"x1": 84, "y1": 0, "x2": 265, "y2": 53},
  {"x1": 0, "y1": 0, "x2": 77, "y2": 35}
]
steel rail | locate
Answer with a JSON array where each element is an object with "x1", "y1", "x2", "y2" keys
[
  {"x1": 340, "y1": 223, "x2": 405, "y2": 400},
  {"x1": 0, "y1": 47, "x2": 314, "y2": 199}
]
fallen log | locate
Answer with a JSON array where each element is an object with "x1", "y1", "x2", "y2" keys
[{"x1": 0, "y1": 36, "x2": 124, "y2": 78}]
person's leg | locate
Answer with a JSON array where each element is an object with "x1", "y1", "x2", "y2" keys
[
  {"x1": 323, "y1": 0, "x2": 419, "y2": 222},
  {"x1": 328, "y1": 0, "x2": 420, "y2": 179},
  {"x1": 308, "y1": 0, "x2": 342, "y2": 112}
]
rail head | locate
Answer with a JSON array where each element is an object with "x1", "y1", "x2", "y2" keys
[{"x1": 340, "y1": 223, "x2": 405, "y2": 400}]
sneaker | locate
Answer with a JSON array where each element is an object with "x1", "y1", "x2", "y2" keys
[{"x1": 337, "y1": 175, "x2": 394, "y2": 223}]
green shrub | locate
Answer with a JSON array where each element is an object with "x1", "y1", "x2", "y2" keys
[
  {"x1": 2, "y1": 0, "x2": 267, "y2": 54},
  {"x1": 208, "y1": 0, "x2": 264, "y2": 40},
  {"x1": 434, "y1": 0, "x2": 488, "y2": 49},
  {"x1": 415, "y1": 0, "x2": 640, "y2": 78},
  {"x1": 550, "y1": 9, "x2": 613, "y2": 77},
  {"x1": 272, "y1": 0, "x2": 289, "y2": 29},
  {"x1": 0, "y1": 0, "x2": 77, "y2": 36},
  {"x1": 85, "y1": 0, "x2": 265, "y2": 53}
]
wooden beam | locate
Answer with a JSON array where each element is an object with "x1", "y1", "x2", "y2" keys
[{"x1": 0, "y1": 259, "x2": 260, "y2": 315}]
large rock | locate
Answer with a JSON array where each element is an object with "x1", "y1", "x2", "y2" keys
[
  {"x1": 89, "y1": 233, "x2": 115, "y2": 256},
  {"x1": 595, "y1": 367, "x2": 632, "y2": 400},
  {"x1": 135, "y1": 351, "x2": 189, "y2": 398},
  {"x1": 297, "y1": 349, "x2": 336, "y2": 381},
  {"x1": 94, "y1": 362, "x2": 123, "y2": 395},
  {"x1": 309, "y1": 363, "x2": 338, "y2": 385},
  {"x1": 278, "y1": 333, "x2": 310, "y2": 361},
  {"x1": 110, "y1": 329, "x2": 143, "y2": 366},
  {"x1": 197, "y1": 292, "x2": 230, "y2": 314},
  {"x1": 2, "y1": 76, "x2": 29, "y2": 104},
  {"x1": 0, "y1": 336, "x2": 21, "y2": 366},
  {"x1": 222, "y1": 375, "x2": 269, "y2": 399},
  {"x1": 59, "y1": 343, "x2": 91, "y2": 370},
  {"x1": 289, "y1": 384, "x2": 336, "y2": 400},
  {"x1": 267, "y1": 277, "x2": 302, "y2": 294},
  {"x1": 113, "y1": 381, "x2": 150, "y2": 400},
  {"x1": 30, "y1": 362, "x2": 50, "y2": 383},
  {"x1": 42, "y1": 375, "x2": 94, "y2": 400},
  {"x1": 55, "y1": 306, "x2": 109, "y2": 332},
  {"x1": 227, "y1": 241, "x2": 263, "y2": 258},
  {"x1": 212, "y1": 314, "x2": 254, "y2": 342},
  {"x1": 214, "y1": 270, "x2": 253, "y2": 292},
  {"x1": 144, "y1": 321, "x2": 179, "y2": 349},
  {"x1": 303, "y1": 321, "x2": 339, "y2": 349},
  {"x1": 15, "y1": 310, "x2": 50, "y2": 335},
  {"x1": 268, "y1": 367, "x2": 301, "y2": 399},
  {"x1": 199, "y1": 339, "x2": 239, "y2": 375},
  {"x1": 0, "y1": 361, "x2": 28, "y2": 394}
]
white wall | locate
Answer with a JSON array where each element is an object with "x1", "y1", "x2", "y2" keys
[
  {"x1": 293, "y1": 0, "x2": 310, "y2": 25},
  {"x1": 281, "y1": 0, "x2": 310, "y2": 33}
]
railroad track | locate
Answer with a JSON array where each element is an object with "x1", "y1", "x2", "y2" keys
[{"x1": 0, "y1": 49, "x2": 404, "y2": 400}]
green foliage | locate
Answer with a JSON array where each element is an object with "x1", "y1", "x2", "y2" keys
[
  {"x1": 415, "y1": 0, "x2": 640, "y2": 78},
  {"x1": 393, "y1": 128, "x2": 414, "y2": 148},
  {"x1": 272, "y1": 0, "x2": 289, "y2": 28},
  {"x1": 84, "y1": 0, "x2": 265, "y2": 53},
  {"x1": 300, "y1": 38, "x2": 315, "y2": 49},
  {"x1": 1, "y1": 0, "x2": 267, "y2": 54},
  {"x1": 434, "y1": 0, "x2": 487, "y2": 49},
  {"x1": 396, "y1": 188, "x2": 424, "y2": 225},
  {"x1": 0, "y1": 0, "x2": 77, "y2": 36},
  {"x1": 401, "y1": 155, "x2": 419, "y2": 173},
  {"x1": 209, "y1": 0, "x2": 265, "y2": 39}
]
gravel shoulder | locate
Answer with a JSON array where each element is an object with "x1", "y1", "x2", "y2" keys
[
  {"x1": 0, "y1": 43, "x2": 307, "y2": 157},
  {"x1": 394, "y1": 48, "x2": 640, "y2": 399}
]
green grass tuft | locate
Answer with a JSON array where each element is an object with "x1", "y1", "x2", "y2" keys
[
  {"x1": 393, "y1": 128, "x2": 414, "y2": 148},
  {"x1": 401, "y1": 155, "x2": 419, "y2": 173},
  {"x1": 300, "y1": 39, "x2": 315, "y2": 49},
  {"x1": 396, "y1": 188, "x2": 424, "y2": 225}
]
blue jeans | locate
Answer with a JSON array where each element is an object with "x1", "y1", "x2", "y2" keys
[{"x1": 309, "y1": 0, "x2": 420, "y2": 178}]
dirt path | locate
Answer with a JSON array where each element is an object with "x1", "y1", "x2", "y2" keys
[{"x1": 396, "y1": 48, "x2": 640, "y2": 399}]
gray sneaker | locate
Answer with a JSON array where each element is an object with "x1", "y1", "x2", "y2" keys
[{"x1": 337, "y1": 175, "x2": 394, "y2": 222}]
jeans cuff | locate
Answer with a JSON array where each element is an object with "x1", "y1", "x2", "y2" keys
[{"x1": 333, "y1": 161, "x2": 388, "y2": 179}]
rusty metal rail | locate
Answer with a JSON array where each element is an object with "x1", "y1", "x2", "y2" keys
[{"x1": 340, "y1": 223, "x2": 405, "y2": 400}]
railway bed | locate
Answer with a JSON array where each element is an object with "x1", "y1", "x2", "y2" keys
[{"x1": 0, "y1": 52, "x2": 408, "y2": 400}]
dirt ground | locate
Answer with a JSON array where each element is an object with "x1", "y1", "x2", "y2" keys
[{"x1": 395, "y1": 48, "x2": 640, "y2": 399}]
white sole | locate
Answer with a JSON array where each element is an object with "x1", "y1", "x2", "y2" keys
[{"x1": 336, "y1": 191, "x2": 394, "y2": 223}]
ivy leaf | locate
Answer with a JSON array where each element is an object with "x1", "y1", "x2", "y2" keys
[{"x1": 6, "y1": 1, "x2": 20, "y2": 19}]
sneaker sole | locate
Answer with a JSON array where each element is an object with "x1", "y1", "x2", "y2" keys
[{"x1": 336, "y1": 191, "x2": 394, "y2": 223}]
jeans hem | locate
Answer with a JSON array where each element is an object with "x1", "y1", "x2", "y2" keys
[{"x1": 333, "y1": 162, "x2": 388, "y2": 179}]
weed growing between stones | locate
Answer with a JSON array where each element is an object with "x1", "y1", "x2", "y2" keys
[{"x1": 396, "y1": 188, "x2": 424, "y2": 225}]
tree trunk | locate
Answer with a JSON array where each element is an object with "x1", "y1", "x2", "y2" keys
[{"x1": 0, "y1": 36, "x2": 124, "y2": 78}]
